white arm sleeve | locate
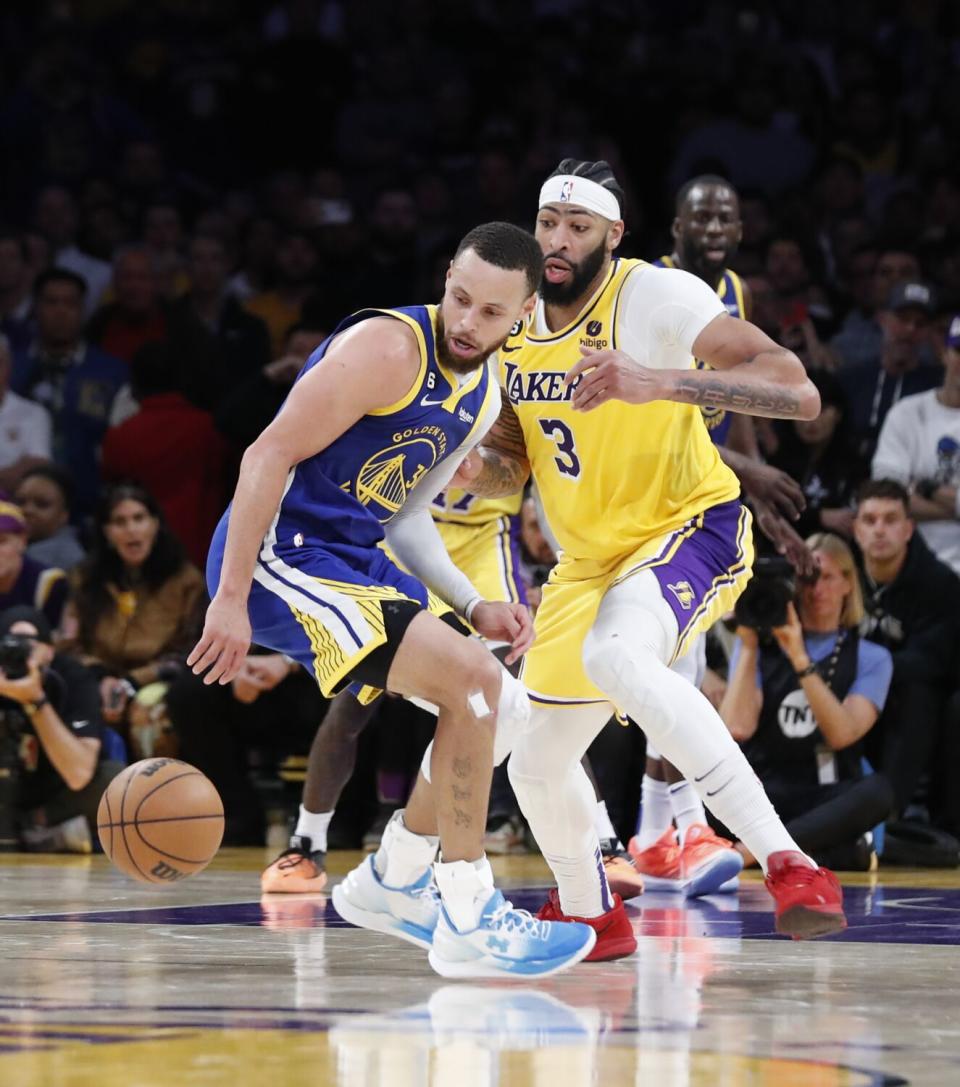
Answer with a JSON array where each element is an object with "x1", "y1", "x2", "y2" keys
[
  {"x1": 383, "y1": 366, "x2": 502, "y2": 615},
  {"x1": 871, "y1": 400, "x2": 914, "y2": 485},
  {"x1": 616, "y1": 264, "x2": 726, "y2": 370}
]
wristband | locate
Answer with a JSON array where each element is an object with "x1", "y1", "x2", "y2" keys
[
  {"x1": 794, "y1": 662, "x2": 817, "y2": 680},
  {"x1": 464, "y1": 596, "x2": 483, "y2": 624},
  {"x1": 24, "y1": 696, "x2": 50, "y2": 716}
]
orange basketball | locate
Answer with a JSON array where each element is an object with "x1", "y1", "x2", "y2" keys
[{"x1": 97, "y1": 758, "x2": 224, "y2": 884}]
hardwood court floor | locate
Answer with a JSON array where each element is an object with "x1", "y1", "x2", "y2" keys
[{"x1": 1, "y1": 849, "x2": 959, "y2": 1086}]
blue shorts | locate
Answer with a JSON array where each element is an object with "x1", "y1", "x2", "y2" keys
[{"x1": 206, "y1": 512, "x2": 453, "y2": 702}]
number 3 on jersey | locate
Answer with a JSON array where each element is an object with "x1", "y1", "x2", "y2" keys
[{"x1": 538, "y1": 418, "x2": 581, "y2": 478}]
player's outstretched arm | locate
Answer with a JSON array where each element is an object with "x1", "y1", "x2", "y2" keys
[
  {"x1": 450, "y1": 396, "x2": 530, "y2": 497},
  {"x1": 188, "y1": 319, "x2": 422, "y2": 685}
]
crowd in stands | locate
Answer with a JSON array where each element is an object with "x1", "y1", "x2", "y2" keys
[{"x1": 2, "y1": 0, "x2": 960, "y2": 864}]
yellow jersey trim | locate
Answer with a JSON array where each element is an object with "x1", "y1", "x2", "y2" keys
[{"x1": 367, "y1": 309, "x2": 430, "y2": 417}]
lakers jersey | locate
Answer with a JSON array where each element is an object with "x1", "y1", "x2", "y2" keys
[
  {"x1": 654, "y1": 256, "x2": 746, "y2": 446},
  {"x1": 272, "y1": 305, "x2": 498, "y2": 557},
  {"x1": 430, "y1": 488, "x2": 522, "y2": 526},
  {"x1": 499, "y1": 258, "x2": 738, "y2": 576}
]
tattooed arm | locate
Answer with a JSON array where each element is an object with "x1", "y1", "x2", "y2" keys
[{"x1": 451, "y1": 394, "x2": 531, "y2": 498}]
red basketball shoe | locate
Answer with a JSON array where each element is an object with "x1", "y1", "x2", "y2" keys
[
  {"x1": 536, "y1": 889, "x2": 637, "y2": 961},
  {"x1": 765, "y1": 850, "x2": 847, "y2": 939}
]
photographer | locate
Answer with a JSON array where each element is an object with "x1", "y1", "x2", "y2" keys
[
  {"x1": 719, "y1": 533, "x2": 894, "y2": 870},
  {"x1": 0, "y1": 605, "x2": 123, "y2": 853}
]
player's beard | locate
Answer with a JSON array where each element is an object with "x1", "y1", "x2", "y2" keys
[
  {"x1": 435, "y1": 310, "x2": 506, "y2": 374},
  {"x1": 682, "y1": 235, "x2": 728, "y2": 283},
  {"x1": 540, "y1": 237, "x2": 608, "y2": 306}
]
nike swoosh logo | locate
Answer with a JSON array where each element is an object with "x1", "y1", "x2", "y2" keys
[
  {"x1": 706, "y1": 777, "x2": 735, "y2": 798},
  {"x1": 500, "y1": 345, "x2": 522, "y2": 353},
  {"x1": 694, "y1": 760, "x2": 723, "y2": 783},
  {"x1": 420, "y1": 396, "x2": 449, "y2": 407}
]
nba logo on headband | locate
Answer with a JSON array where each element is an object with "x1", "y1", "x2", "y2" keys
[{"x1": 560, "y1": 180, "x2": 574, "y2": 202}]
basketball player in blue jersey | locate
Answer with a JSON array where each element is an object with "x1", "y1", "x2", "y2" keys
[
  {"x1": 627, "y1": 177, "x2": 815, "y2": 896},
  {"x1": 452, "y1": 161, "x2": 846, "y2": 958},
  {"x1": 188, "y1": 222, "x2": 596, "y2": 979}
]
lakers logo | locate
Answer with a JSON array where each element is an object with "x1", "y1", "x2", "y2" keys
[
  {"x1": 356, "y1": 438, "x2": 442, "y2": 521},
  {"x1": 667, "y1": 581, "x2": 696, "y2": 610}
]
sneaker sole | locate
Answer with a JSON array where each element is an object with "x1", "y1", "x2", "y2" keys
[
  {"x1": 636, "y1": 873, "x2": 688, "y2": 892},
  {"x1": 331, "y1": 883, "x2": 434, "y2": 950},
  {"x1": 260, "y1": 871, "x2": 328, "y2": 894},
  {"x1": 684, "y1": 853, "x2": 744, "y2": 898},
  {"x1": 777, "y1": 904, "x2": 848, "y2": 940},
  {"x1": 585, "y1": 934, "x2": 637, "y2": 962},
  {"x1": 427, "y1": 928, "x2": 597, "y2": 979}
]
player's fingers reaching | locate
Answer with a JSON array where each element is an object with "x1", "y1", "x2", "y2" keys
[
  {"x1": 573, "y1": 383, "x2": 609, "y2": 412},
  {"x1": 504, "y1": 606, "x2": 535, "y2": 664},
  {"x1": 563, "y1": 348, "x2": 602, "y2": 384}
]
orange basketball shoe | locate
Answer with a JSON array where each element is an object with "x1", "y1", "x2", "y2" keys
[
  {"x1": 602, "y1": 852, "x2": 645, "y2": 900},
  {"x1": 261, "y1": 835, "x2": 327, "y2": 894},
  {"x1": 765, "y1": 850, "x2": 847, "y2": 940},
  {"x1": 678, "y1": 824, "x2": 744, "y2": 896},
  {"x1": 536, "y1": 889, "x2": 637, "y2": 961},
  {"x1": 628, "y1": 827, "x2": 684, "y2": 891}
]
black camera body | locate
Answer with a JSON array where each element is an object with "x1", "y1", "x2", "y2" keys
[
  {"x1": 735, "y1": 556, "x2": 799, "y2": 634},
  {"x1": 0, "y1": 634, "x2": 31, "y2": 681}
]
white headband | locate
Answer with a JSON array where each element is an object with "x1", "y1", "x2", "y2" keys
[{"x1": 539, "y1": 175, "x2": 620, "y2": 221}]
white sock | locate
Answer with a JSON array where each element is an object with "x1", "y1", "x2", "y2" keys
[
  {"x1": 669, "y1": 781, "x2": 706, "y2": 844},
  {"x1": 434, "y1": 855, "x2": 495, "y2": 932},
  {"x1": 294, "y1": 806, "x2": 334, "y2": 853},
  {"x1": 594, "y1": 800, "x2": 618, "y2": 844},
  {"x1": 373, "y1": 810, "x2": 439, "y2": 887},
  {"x1": 635, "y1": 775, "x2": 672, "y2": 849}
]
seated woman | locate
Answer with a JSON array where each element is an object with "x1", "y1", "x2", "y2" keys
[
  {"x1": 719, "y1": 532, "x2": 895, "y2": 870},
  {"x1": 15, "y1": 464, "x2": 86, "y2": 571},
  {"x1": 60, "y1": 483, "x2": 205, "y2": 742}
]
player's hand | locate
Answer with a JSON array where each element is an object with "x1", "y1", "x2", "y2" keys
[
  {"x1": 738, "y1": 460, "x2": 805, "y2": 521},
  {"x1": 752, "y1": 500, "x2": 817, "y2": 579},
  {"x1": 187, "y1": 595, "x2": 252, "y2": 686},
  {"x1": 565, "y1": 346, "x2": 664, "y2": 412},
  {"x1": 449, "y1": 449, "x2": 483, "y2": 489},
  {"x1": 469, "y1": 601, "x2": 534, "y2": 666}
]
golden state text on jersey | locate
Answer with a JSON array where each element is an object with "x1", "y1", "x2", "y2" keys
[
  {"x1": 274, "y1": 305, "x2": 497, "y2": 558},
  {"x1": 499, "y1": 258, "x2": 738, "y2": 576},
  {"x1": 655, "y1": 256, "x2": 746, "y2": 446}
]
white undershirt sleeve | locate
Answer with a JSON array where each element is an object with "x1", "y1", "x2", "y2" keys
[{"x1": 383, "y1": 365, "x2": 502, "y2": 616}]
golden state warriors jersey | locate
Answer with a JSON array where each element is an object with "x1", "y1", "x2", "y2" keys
[
  {"x1": 273, "y1": 305, "x2": 498, "y2": 556},
  {"x1": 499, "y1": 258, "x2": 738, "y2": 576},
  {"x1": 655, "y1": 256, "x2": 746, "y2": 446}
]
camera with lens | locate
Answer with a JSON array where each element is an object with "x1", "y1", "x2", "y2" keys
[
  {"x1": 734, "y1": 556, "x2": 818, "y2": 635},
  {"x1": 0, "y1": 634, "x2": 32, "y2": 681}
]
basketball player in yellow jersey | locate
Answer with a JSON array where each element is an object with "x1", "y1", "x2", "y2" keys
[
  {"x1": 456, "y1": 159, "x2": 847, "y2": 951},
  {"x1": 261, "y1": 489, "x2": 527, "y2": 895}
]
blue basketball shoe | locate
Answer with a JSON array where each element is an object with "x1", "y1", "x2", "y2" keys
[
  {"x1": 332, "y1": 855, "x2": 439, "y2": 950},
  {"x1": 428, "y1": 886, "x2": 596, "y2": 979}
]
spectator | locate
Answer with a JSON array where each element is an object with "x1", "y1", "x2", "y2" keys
[
  {"x1": 719, "y1": 532, "x2": 894, "y2": 870},
  {"x1": 764, "y1": 233, "x2": 834, "y2": 341},
  {"x1": 831, "y1": 246, "x2": 921, "y2": 369},
  {"x1": 61, "y1": 483, "x2": 204, "y2": 740},
  {"x1": 166, "y1": 651, "x2": 328, "y2": 845},
  {"x1": 0, "y1": 332, "x2": 50, "y2": 495},
  {"x1": 101, "y1": 343, "x2": 230, "y2": 567},
  {"x1": 0, "y1": 605, "x2": 124, "y2": 854},
  {"x1": 227, "y1": 216, "x2": 278, "y2": 302},
  {"x1": 0, "y1": 230, "x2": 35, "y2": 354},
  {"x1": 33, "y1": 185, "x2": 111, "y2": 316},
  {"x1": 0, "y1": 500, "x2": 68, "y2": 629},
  {"x1": 852, "y1": 479, "x2": 960, "y2": 818},
  {"x1": 14, "y1": 465, "x2": 85, "y2": 572},
  {"x1": 172, "y1": 233, "x2": 271, "y2": 385},
  {"x1": 142, "y1": 200, "x2": 188, "y2": 300},
  {"x1": 344, "y1": 189, "x2": 421, "y2": 311},
  {"x1": 214, "y1": 320, "x2": 326, "y2": 453},
  {"x1": 838, "y1": 281, "x2": 943, "y2": 464},
  {"x1": 11, "y1": 269, "x2": 129, "y2": 515},
  {"x1": 86, "y1": 246, "x2": 215, "y2": 387},
  {"x1": 769, "y1": 369, "x2": 868, "y2": 539},
  {"x1": 245, "y1": 230, "x2": 319, "y2": 355},
  {"x1": 871, "y1": 314, "x2": 960, "y2": 574}
]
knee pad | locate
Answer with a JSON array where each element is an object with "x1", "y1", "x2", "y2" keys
[{"x1": 582, "y1": 632, "x2": 676, "y2": 740}]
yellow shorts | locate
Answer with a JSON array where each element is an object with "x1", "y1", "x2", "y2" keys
[
  {"x1": 521, "y1": 501, "x2": 753, "y2": 707},
  {"x1": 435, "y1": 515, "x2": 526, "y2": 605}
]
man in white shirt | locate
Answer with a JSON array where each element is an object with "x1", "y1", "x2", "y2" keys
[
  {"x1": 872, "y1": 314, "x2": 960, "y2": 575},
  {"x1": 0, "y1": 333, "x2": 51, "y2": 494}
]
